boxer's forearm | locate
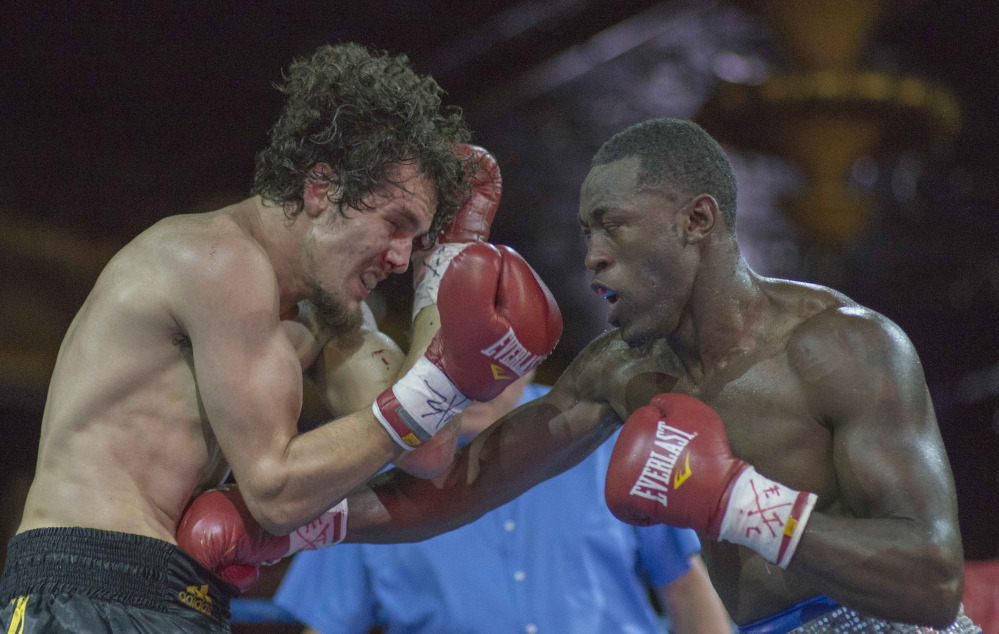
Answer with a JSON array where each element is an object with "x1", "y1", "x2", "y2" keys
[
  {"x1": 344, "y1": 398, "x2": 619, "y2": 543},
  {"x1": 343, "y1": 428, "x2": 522, "y2": 544},
  {"x1": 342, "y1": 467, "x2": 481, "y2": 544},
  {"x1": 246, "y1": 336, "x2": 447, "y2": 534},
  {"x1": 787, "y1": 512, "x2": 963, "y2": 628},
  {"x1": 343, "y1": 347, "x2": 614, "y2": 543},
  {"x1": 247, "y1": 410, "x2": 404, "y2": 535}
]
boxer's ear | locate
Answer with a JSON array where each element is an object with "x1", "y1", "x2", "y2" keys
[
  {"x1": 681, "y1": 194, "x2": 719, "y2": 245},
  {"x1": 303, "y1": 163, "x2": 335, "y2": 218}
]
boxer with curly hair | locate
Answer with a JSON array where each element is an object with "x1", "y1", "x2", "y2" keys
[{"x1": 0, "y1": 43, "x2": 562, "y2": 634}]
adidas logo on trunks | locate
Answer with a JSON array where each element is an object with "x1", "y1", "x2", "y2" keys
[{"x1": 177, "y1": 584, "x2": 213, "y2": 617}]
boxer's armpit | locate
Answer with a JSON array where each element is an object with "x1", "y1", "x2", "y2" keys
[{"x1": 172, "y1": 332, "x2": 193, "y2": 352}]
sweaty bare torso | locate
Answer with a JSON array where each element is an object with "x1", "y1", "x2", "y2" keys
[
  {"x1": 584, "y1": 278, "x2": 852, "y2": 624},
  {"x1": 18, "y1": 207, "x2": 263, "y2": 544}
]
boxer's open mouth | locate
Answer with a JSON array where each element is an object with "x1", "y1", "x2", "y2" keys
[{"x1": 592, "y1": 284, "x2": 619, "y2": 303}]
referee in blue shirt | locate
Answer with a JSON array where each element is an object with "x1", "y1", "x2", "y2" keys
[{"x1": 274, "y1": 379, "x2": 732, "y2": 634}]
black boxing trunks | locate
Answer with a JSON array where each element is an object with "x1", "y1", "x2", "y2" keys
[
  {"x1": 0, "y1": 527, "x2": 239, "y2": 633},
  {"x1": 739, "y1": 595, "x2": 982, "y2": 634}
]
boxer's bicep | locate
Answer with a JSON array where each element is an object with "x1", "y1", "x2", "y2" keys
[
  {"x1": 176, "y1": 244, "x2": 302, "y2": 499},
  {"x1": 788, "y1": 309, "x2": 965, "y2": 620}
]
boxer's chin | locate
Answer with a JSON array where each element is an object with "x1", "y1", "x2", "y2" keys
[
  {"x1": 620, "y1": 325, "x2": 656, "y2": 348},
  {"x1": 307, "y1": 281, "x2": 363, "y2": 339},
  {"x1": 617, "y1": 314, "x2": 662, "y2": 349}
]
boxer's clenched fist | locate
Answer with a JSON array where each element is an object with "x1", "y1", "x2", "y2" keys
[
  {"x1": 177, "y1": 486, "x2": 347, "y2": 593},
  {"x1": 375, "y1": 243, "x2": 562, "y2": 450},
  {"x1": 605, "y1": 393, "x2": 817, "y2": 568}
]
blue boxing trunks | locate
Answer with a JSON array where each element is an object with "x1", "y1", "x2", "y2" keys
[{"x1": 739, "y1": 595, "x2": 982, "y2": 634}]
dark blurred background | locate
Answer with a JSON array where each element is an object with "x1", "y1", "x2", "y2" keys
[{"x1": 1, "y1": 0, "x2": 997, "y2": 630}]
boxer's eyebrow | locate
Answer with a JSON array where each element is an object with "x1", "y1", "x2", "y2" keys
[
  {"x1": 396, "y1": 207, "x2": 427, "y2": 233},
  {"x1": 582, "y1": 206, "x2": 612, "y2": 226}
]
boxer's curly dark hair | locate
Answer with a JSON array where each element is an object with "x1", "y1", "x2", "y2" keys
[
  {"x1": 252, "y1": 43, "x2": 473, "y2": 239},
  {"x1": 593, "y1": 118, "x2": 738, "y2": 228}
]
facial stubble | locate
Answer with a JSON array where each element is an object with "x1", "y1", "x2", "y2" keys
[{"x1": 305, "y1": 279, "x2": 364, "y2": 340}]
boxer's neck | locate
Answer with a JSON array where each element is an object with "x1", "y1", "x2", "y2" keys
[
  {"x1": 240, "y1": 195, "x2": 313, "y2": 314},
  {"x1": 669, "y1": 241, "x2": 770, "y2": 384}
]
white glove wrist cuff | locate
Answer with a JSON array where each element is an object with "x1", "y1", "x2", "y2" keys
[
  {"x1": 283, "y1": 498, "x2": 349, "y2": 558},
  {"x1": 717, "y1": 466, "x2": 817, "y2": 568},
  {"x1": 412, "y1": 243, "x2": 470, "y2": 320},
  {"x1": 373, "y1": 356, "x2": 472, "y2": 450}
]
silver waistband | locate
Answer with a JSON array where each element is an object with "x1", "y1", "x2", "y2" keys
[{"x1": 788, "y1": 605, "x2": 981, "y2": 633}]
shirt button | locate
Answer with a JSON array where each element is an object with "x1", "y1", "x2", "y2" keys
[
  {"x1": 504, "y1": 520, "x2": 516, "y2": 532},
  {"x1": 514, "y1": 571, "x2": 526, "y2": 581},
  {"x1": 526, "y1": 625, "x2": 538, "y2": 634}
]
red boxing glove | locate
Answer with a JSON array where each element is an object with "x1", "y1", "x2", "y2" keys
[
  {"x1": 375, "y1": 243, "x2": 562, "y2": 449},
  {"x1": 440, "y1": 144, "x2": 501, "y2": 243},
  {"x1": 412, "y1": 144, "x2": 502, "y2": 318},
  {"x1": 176, "y1": 486, "x2": 347, "y2": 593},
  {"x1": 605, "y1": 393, "x2": 816, "y2": 568}
]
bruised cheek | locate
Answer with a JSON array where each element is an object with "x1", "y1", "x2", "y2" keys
[
  {"x1": 331, "y1": 230, "x2": 384, "y2": 267},
  {"x1": 354, "y1": 224, "x2": 394, "y2": 256}
]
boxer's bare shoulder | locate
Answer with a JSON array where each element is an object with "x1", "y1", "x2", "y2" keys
[
  {"x1": 774, "y1": 279, "x2": 941, "y2": 460},
  {"x1": 782, "y1": 288, "x2": 956, "y2": 515},
  {"x1": 761, "y1": 277, "x2": 855, "y2": 341},
  {"x1": 706, "y1": 279, "x2": 888, "y2": 488},
  {"x1": 786, "y1": 299, "x2": 926, "y2": 417},
  {"x1": 129, "y1": 203, "x2": 271, "y2": 297}
]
